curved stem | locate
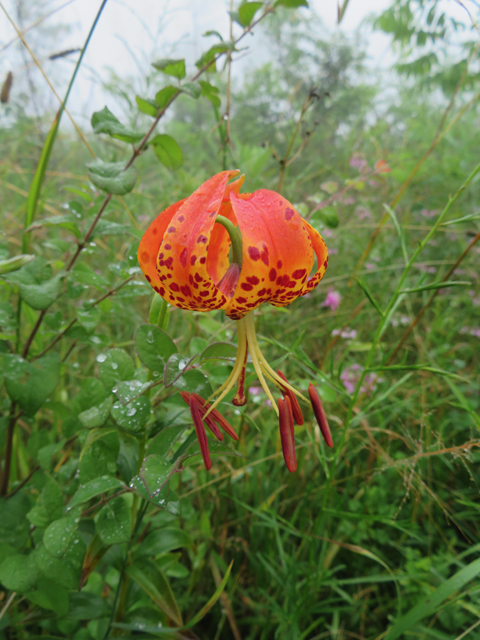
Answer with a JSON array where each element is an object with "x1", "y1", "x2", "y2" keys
[{"x1": 215, "y1": 215, "x2": 243, "y2": 267}]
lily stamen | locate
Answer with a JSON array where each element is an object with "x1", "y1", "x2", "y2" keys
[
  {"x1": 308, "y1": 384, "x2": 333, "y2": 448},
  {"x1": 278, "y1": 396, "x2": 297, "y2": 473}
]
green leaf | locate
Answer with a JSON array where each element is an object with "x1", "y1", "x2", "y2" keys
[
  {"x1": 114, "y1": 379, "x2": 150, "y2": 404},
  {"x1": 151, "y1": 134, "x2": 183, "y2": 170},
  {"x1": 163, "y1": 353, "x2": 197, "y2": 388},
  {"x1": 183, "y1": 561, "x2": 233, "y2": 628},
  {"x1": 147, "y1": 425, "x2": 187, "y2": 458},
  {"x1": 136, "y1": 95, "x2": 158, "y2": 117},
  {"x1": 155, "y1": 85, "x2": 180, "y2": 110},
  {"x1": 6, "y1": 257, "x2": 64, "y2": 310},
  {"x1": 173, "y1": 369, "x2": 212, "y2": 397},
  {"x1": 44, "y1": 516, "x2": 80, "y2": 558},
  {"x1": 69, "y1": 476, "x2": 127, "y2": 509},
  {"x1": 97, "y1": 348, "x2": 135, "y2": 391},
  {"x1": 71, "y1": 263, "x2": 108, "y2": 289},
  {"x1": 319, "y1": 205, "x2": 339, "y2": 229},
  {"x1": 238, "y1": 2, "x2": 263, "y2": 27},
  {"x1": 180, "y1": 82, "x2": 202, "y2": 99},
  {"x1": 275, "y1": 0, "x2": 308, "y2": 7},
  {"x1": 134, "y1": 323, "x2": 177, "y2": 372},
  {"x1": 0, "y1": 254, "x2": 35, "y2": 275},
  {"x1": 27, "y1": 576, "x2": 69, "y2": 615},
  {"x1": 0, "y1": 553, "x2": 39, "y2": 592},
  {"x1": 35, "y1": 542, "x2": 83, "y2": 590},
  {"x1": 78, "y1": 396, "x2": 113, "y2": 429},
  {"x1": 78, "y1": 429, "x2": 119, "y2": 484},
  {"x1": 200, "y1": 341, "x2": 237, "y2": 362},
  {"x1": 129, "y1": 476, "x2": 171, "y2": 509},
  {"x1": 66, "y1": 592, "x2": 111, "y2": 620},
  {"x1": 132, "y1": 454, "x2": 177, "y2": 502},
  {"x1": 94, "y1": 496, "x2": 131, "y2": 545},
  {"x1": 3, "y1": 353, "x2": 60, "y2": 415},
  {"x1": 127, "y1": 558, "x2": 183, "y2": 626},
  {"x1": 199, "y1": 80, "x2": 221, "y2": 107},
  {"x1": 111, "y1": 396, "x2": 151, "y2": 432},
  {"x1": 195, "y1": 42, "x2": 236, "y2": 71},
  {"x1": 152, "y1": 58, "x2": 186, "y2": 79},
  {"x1": 385, "y1": 557, "x2": 480, "y2": 640},
  {"x1": 77, "y1": 306, "x2": 101, "y2": 333},
  {"x1": 91, "y1": 106, "x2": 145, "y2": 143},
  {"x1": 0, "y1": 493, "x2": 31, "y2": 548},
  {"x1": 72, "y1": 377, "x2": 106, "y2": 415},
  {"x1": 137, "y1": 527, "x2": 192, "y2": 557},
  {"x1": 86, "y1": 159, "x2": 138, "y2": 196},
  {"x1": 78, "y1": 533, "x2": 110, "y2": 590},
  {"x1": 27, "y1": 476, "x2": 63, "y2": 528}
]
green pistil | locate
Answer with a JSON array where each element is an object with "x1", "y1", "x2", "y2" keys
[{"x1": 215, "y1": 215, "x2": 243, "y2": 268}]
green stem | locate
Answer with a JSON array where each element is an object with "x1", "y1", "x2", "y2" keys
[{"x1": 215, "y1": 215, "x2": 243, "y2": 267}]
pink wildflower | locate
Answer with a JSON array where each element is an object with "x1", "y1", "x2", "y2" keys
[{"x1": 323, "y1": 288, "x2": 342, "y2": 311}]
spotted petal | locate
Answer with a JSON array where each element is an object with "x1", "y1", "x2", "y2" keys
[
  {"x1": 224, "y1": 190, "x2": 315, "y2": 319},
  {"x1": 156, "y1": 170, "x2": 239, "y2": 311},
  {"x1": 301, "y1": 220, "x2": 328, "y2": 295}
]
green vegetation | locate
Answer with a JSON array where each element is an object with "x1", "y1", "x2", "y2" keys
[{"x1": 1, "y1": 2, "x2": 480, "y2": 639}]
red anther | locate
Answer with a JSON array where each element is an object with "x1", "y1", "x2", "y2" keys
[
  {"x1": 217, "y1": 263, "x2": 241, "y2": 298},
  {"x1": 192, "y1": 393, "x2": 239, "y2": 441},
  {"x1": 278, "y1": 396, "x2": 297, "y2": 473},
  {"x1": 180, "y1": 391, "x2": 191, "y2": 405},
  {"x1": 233, "y1": 346, "x2": 248, "y2": 406},
  {"x1": 277, "y1": 370, "x2": 304, "y2": 426},
  {"x1": 308, "y1": 383, "x2": 333, "y2": 448},
  {"x1": 189, "y1": 395, "x2": 212, "y2": 470},
  {"x1": 202, "y1": 412, "x2": 224, "y2": 441}
]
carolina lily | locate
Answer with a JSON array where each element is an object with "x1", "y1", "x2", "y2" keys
[{"x1": 138, "y1": 170, "x2": 332, "y2": 471}]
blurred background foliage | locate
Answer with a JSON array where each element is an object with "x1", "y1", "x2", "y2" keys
[{"x1": 1, "y1": 1, "x2": 480, "y2": 639}]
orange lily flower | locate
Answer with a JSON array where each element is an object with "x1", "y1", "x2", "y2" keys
[{"x1": 138, "y1": 170, "x2": 332, "y2": 471}]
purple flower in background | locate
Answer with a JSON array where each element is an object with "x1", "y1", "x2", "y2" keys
[
  {"x1": 473, "y1": 297, "x2": 480, "y2": 307},
  {"x1": 341, "y1": 364, "x2": 382, "y2": 395},
  {"x1": 249, "y1": 386, "x2": 262, "y2": 396},
  {"x1": 329, "y1": 247, "x2": 339, "y2": 255},
  {"x1": 332, "y1": 327, "x2": 357, "y2": 339},
  {"x1": 350, "y1": 154, "x2": 368, "y2": 171},
  {"x1": 323, "y1": 288, "x2": 342, "y2": 311},
  {"x1": 421, "y1": 209, "x2": 436, "y2": 218},
  {"x1": 357, "y1": 207, "x2": 372, "y2": 220}
]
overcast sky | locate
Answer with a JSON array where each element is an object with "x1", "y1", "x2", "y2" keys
[{"x1": 0, "y1": 0, "x2": 472, "y2": 126}]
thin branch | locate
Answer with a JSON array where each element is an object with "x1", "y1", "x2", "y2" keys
[{"x1": 6, "y1": 465, "x2": 40, "y2": 499}]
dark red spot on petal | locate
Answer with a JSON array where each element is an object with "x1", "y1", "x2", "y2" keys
[
  {"x1": 165, "y1": 257, "x2": 173, "y2": 268},
  {"x1": 261, "y1": 244, "x2": 269, "y2": 266},
  {"x1": 197, "y1": 235, "x2": 208, "y2": 244},
  {"x1": 236, "y1": 296, "x2": 247, "y2": 303},
  {"x1": 152, "y1": 227, "x2": 158, "y2": 236},
  {"x1": 246, "y1": 276, "x2": 260, "y2": 286},
  {"x1": 191, "y1": 255, "x2": 197, "y2": 266},
  {"x1": 285, "y1": 207, "x2": 295, "y2": 221},
  {"x1": 164, "y1": 244, "x2": 171, "y2": 250},
  {"x1": 269, "y1": 268, "x2": 277, "y2": 282},
  {"x1": 241, "y1": 283, "x2": 253, "y2": 291},
  {"x1": 145, "y1": 275, "x2": 151, "y2": 283},
  {"x1": 277, "y1": 260, "x2": 283, "y2": 269},
  {"x1": 195, "y1": 273, "x2": 203, "y2": 283},
  {"x1": 248, "y1": 246, "x2": 260, "y2": 261},
  {"x1": 200, "y1": 257, "x2": 206, "y2": 264},
  {"x1": 292, "y1": 269, "x2": 307, "y2": 280},
  {"x1": 168, "y1": 226, "x2": 176, "y2": 233},
  {"x1": 170, "y1": 283, "x2": 180, "y2": 292},
  {"x1": 141, "y1": 251, "x2": 149, "y2": 264},
  {"x1": 181, "y1": 285, "x2": 192, "y2": 297},
  {"x1": 178, "y1": 215, "x2": 185, "y2": 222},
  {"x1": 180, "y1": 248, "x2": 187, "y2": 267}
]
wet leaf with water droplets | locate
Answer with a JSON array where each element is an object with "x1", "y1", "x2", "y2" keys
[
  {"x1": 97, "y1": 348, "x2": 135, "y2": 391},
  {"x1": 135, "y1": 323, "x2": 177, "y2": 372},
  {"x1": 111, "y1": 396, "x2": 151, "y2": 432},
  {"x1": 69, "y1": 475, "x2": 127, "y2": 509},
  {"x1": 94, "y1": 496, "x2": 131, "y2": 545}
]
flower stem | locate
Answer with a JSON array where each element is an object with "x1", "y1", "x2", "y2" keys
[{"x1": 215, "y1": 215, "x2": 243, "y2": 268}]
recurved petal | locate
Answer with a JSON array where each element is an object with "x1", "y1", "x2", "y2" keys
[
  {"x1": 137, "y1": 198, "x2": 187, "y2": 297},
  {"x1": 224, "y1": 190, "x2": 314, "y2": 319},
  {"x1": 301, "y1": 221, "x2": 328, "y2": 295},
  {"x1": 156, "y1": 170, "x2": 240, "y2": 312}
]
